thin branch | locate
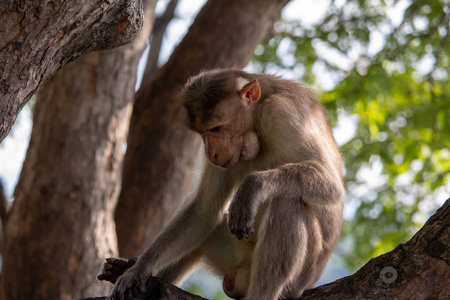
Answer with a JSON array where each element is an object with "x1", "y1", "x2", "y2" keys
[
  {"x1": 143, "y1": 0, "x2": 180, "y2": 79},
  {"x1": 0, "y1": 180, "x2": 8, "y2": 232}
]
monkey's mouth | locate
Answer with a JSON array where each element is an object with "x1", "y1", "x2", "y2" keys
[{"x1": 220, "y1": 154, "x2": 239, "y2": 168}]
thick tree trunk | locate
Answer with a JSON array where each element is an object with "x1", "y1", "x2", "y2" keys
[
  {"x1": 0, "y1": 0, "x2": 143, "y2": 143},
  {"x1": 116, "y1": 0, "x2": 291, "y2": 258},
  {"x1": 81, "y1": 198, "x2": 450, "y2": 300},
  {"x1": 1, "y1": 2, "x2": 156, "y2": 299}
]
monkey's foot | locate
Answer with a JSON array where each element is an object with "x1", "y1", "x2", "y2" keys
[
  {"x1": 222, "y1": 268, "x2": 250, "y2": 298},
  {"x1": 97, "y1": 257, "x2": 137, "y2": 284}
]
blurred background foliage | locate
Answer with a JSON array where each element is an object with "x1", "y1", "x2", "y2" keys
[{"x1": 250, "y1": 0, "x2": 449, "y2": 271}]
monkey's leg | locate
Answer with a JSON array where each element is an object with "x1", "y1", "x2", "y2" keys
[
  {"x1": 285, "y1": 244, "x2": 331, "y2": 296},
  {"x1": 246, "y1": 197, "x2": 312, "y2": 300},
  {"x1": 154, "y1": 250, "x2": 202, "y2": 286}
]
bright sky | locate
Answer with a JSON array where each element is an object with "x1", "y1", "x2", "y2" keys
[{"x1": 0, "y1": 105, "x2": 32, "y2": 200}]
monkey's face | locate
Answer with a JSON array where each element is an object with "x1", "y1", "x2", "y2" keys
[
  {"x1": 183, "y1": 73, "x2": 262, "y2": 168},
  {"x1": 196, "y1": 100, "x2": 260, "y2": 168}
]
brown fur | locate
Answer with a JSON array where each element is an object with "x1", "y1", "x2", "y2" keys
[{"x1": 107, "y1": 69, "x2": 345, "y2": 300}]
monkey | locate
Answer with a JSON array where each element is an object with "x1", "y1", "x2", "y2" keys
[{"x1": 101, "y1": 68, "x2": 345, "y2": 300}]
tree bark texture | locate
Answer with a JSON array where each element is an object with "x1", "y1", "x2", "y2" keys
[
  {"x1": 0, "y1": 0, "x2": 143, "y2": 143},
  {"x1": 116, "y1": 0, "x2": 291, "y2": 258},
  {"x1": 1, "y1": 2, "x2": 156, "y2": 299},
  {"x1": 82, "y1": 198, "x2": 450, "y2": 300}
]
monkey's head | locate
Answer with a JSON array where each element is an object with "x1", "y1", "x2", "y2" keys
[{"x1": 182, "y1": 69, "x2": 261, "y2": 168}]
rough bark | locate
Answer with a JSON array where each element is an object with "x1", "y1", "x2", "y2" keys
[
  {"x1": 116, "y1": 0, "x2": 291, "y2": 258},
  {"x1": 0, "y1": 0, "x2": 143, "y2": 143},
  {"x1": 82, "y1": 198, "x2": 450, "y2": 300},
  {"x1": 1, "y1": 1, "x2": 156, "y2": 299}
]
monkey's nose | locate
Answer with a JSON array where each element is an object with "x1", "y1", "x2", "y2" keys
[
  {"x1": 205, "y1": 145, "x2": 216, "y2": 162},
  {"x1": 208, "y1": 152, "x2": 217, "y2": 163}
]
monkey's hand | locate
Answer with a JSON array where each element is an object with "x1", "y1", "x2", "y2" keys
[
  {"x1": 228, "y1": 173, "x2": 264, "y2": 240},
  {"x1": 97, "y1": 257, "x2": 137, "y2": 284},
  {"x1": 106, "y1": 264, "x2": 151, "y2": 300}
]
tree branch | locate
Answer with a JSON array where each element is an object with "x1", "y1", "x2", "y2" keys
[
  {"x1": 143, "y1": 0, "x2": 180, "y2": 79},
  {"x1": 0, "y1": 0, "x2": 144, "y2": 143},
  {"x1": 78, "y1": 276, "x2": 206, "y2": 300},
  {"x1": 299, "y1": 198, "x2": 450, "y2": 299},
  {"x1": 0, "y1": 180, "x2": 8, "y2": 232},
  {"x1": 82, "y1": 198, "x2": 449, "y2": 299}
]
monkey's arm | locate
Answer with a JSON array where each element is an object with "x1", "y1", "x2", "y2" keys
[
  {"x1": 108, "y1": 163, "x2": 232, "y2": 299},
  {"x1": 228, "y1": 160, "x2": 345, "y2": 240}
]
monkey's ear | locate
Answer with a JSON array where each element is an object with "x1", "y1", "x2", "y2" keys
[
  {"x1": 240, "y1": 80, "x2": 261, "y2": 105},
  {"x1": 186, "y1": 76, "x2": 194, "y2": 86}
]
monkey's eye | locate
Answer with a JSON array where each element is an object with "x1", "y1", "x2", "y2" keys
[{"x1": 208, "y1": 126, "x2": 221, "y2": 132}]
